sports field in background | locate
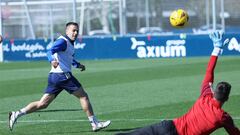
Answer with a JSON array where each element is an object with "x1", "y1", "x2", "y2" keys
[{"x1": 0, "y1": 56, "x2": 239, "y2": 135}]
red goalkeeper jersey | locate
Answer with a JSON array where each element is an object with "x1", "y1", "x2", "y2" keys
[{"x1": 173, "y1": 56, "x2": 240, "y2": 135}]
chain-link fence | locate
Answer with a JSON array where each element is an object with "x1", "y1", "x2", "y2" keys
[{"x1": 0, "y1": 0, "x2": 240, "y2": 39}]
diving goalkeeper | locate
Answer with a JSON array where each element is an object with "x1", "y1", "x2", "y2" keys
[{"x1": 117, "y1": 31, "x2": 240, "y2": 135}]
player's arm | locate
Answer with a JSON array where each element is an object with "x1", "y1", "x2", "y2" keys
[
  {"x1": 202, "y1": 54, "x2": 218, "y2": 84},
  {"x1": 72, "y1": 59, "x2": 85, "y2": 71},
  {"x1": 222, "y1": 113, "x2": 240, "y2": 135},
  {"x1": 201, "y1": 31, "x2": 224, "y2": 94},
  {"x1": 47, "y1": 38, "x2": 67, "y2": 68}
]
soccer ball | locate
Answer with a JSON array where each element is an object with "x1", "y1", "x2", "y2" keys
[{"x1": 169, "y1": 9, "x2": 189, "y2": 27}]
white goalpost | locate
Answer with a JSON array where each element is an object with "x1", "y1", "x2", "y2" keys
[{"x1": 0, "y1": 0, "x2": 2, "y2": 62}]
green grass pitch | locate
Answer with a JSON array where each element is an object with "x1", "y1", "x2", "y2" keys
[{"x1": 0, "y1": 56, "x2": 239, "y2": 135}]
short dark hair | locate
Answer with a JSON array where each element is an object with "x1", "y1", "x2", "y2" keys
[
  {"x1": 214, "y1": 82, "x2": 231, "y2": 102},
  {"x1": 66, "y1": 22, "x2": 79, "y2": 28}
]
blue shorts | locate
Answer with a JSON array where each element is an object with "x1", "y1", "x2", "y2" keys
[{"x1": 44, "y1": 72, "x2": 82, "y2": 96}]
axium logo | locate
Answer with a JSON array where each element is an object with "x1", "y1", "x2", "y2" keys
[
  {"x1": 130, "y1": 37, "x2": 186, "y2": 58},
  {"x1": 227, "y1": 37, "x2": 240, "y2": 52}
]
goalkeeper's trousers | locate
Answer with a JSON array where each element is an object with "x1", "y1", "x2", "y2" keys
[{"x1": 116, "y1": 120, "x2": 178, "y2": 135}]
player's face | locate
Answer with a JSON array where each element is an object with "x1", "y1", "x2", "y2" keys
[{"x1": 66, "y1": 24, "x2": 79, "y2": 41}]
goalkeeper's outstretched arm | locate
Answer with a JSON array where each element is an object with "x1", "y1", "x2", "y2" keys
[{"x1": 201, "y1": 31, "x2": 224, "y2": 94}]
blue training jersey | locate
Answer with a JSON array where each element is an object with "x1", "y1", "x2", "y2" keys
[{"x1": 47, "y1": 35, "x2": 80, "y2": 73}]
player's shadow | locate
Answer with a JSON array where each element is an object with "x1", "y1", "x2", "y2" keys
[
  {"x1": 36, "y1": 108, "x2": 82, "y2": 113},
  {"x1": 43, "y1": 127, "x2": 140, "y2": 135},
  {"x1": 103, "y1": 127, "x2": 140, "y2": 132}
]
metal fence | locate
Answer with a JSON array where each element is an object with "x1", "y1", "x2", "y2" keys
[{"x1": 0, "y1": 0, "x2": 239, "y2": 39}]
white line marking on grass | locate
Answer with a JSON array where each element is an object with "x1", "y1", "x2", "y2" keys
[
  {"x1": 1, "y1": 117, "x2": 240, "y2": 124},
  {"x1": 0, "y1": 119, "x2": 156, "y2": 123}
]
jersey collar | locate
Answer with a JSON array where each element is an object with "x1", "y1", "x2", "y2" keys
[{"x1": 64, "y1": 35, "x2": 75, "y2": 45}]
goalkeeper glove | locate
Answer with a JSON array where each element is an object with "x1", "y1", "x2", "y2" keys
[
  {"x1": 209, "y1": 31, "x2": 223, "y2": 48},
  {"x1": 209, "y1": 31, "x2": 230, "y2": 56}
]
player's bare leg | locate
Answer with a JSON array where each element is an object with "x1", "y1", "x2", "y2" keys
[
  {"x1": 23, "y1": 94, "x2": 55, "y2": 113},
  {"x1": 72, "y1": 89, "x2": 94, "y2": 116},
  {"x1": 9, "y1": 94, "x2": 55, "y2": 131},
  {"x1": 72, "y1": 88, "x2": 111, "y2": 132}
]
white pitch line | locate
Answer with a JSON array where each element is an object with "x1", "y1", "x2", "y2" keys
[
  {"x1": 1, "y1": 117, "x2": 240, "y2": 124},
  {"x1": 0, "y1": 119, "x2": 159, "y2": 123}
]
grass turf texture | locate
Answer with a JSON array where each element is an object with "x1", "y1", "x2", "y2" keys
[{"x1": 0, "y1": 56, "x2": 239, "y2": 135}]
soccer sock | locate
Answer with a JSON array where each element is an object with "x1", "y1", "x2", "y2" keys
[
  {"x1": 16, "y1": 108, "x2": 27, "y2": 118},
  {"x1": 88, "y1": 116, "x2": 99, "y2": 126}
]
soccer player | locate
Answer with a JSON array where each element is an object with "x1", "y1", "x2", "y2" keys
[
  {"x1": 117, "y1": 31, "x2": 240, "y2": 135},
  {"x1": 9, "y1": 22, "x2": 111, "y2": 132}
]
